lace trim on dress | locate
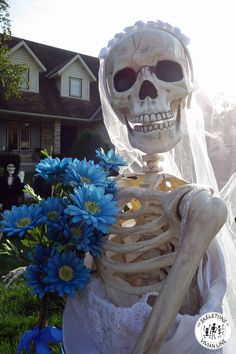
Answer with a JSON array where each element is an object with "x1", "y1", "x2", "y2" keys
[{"x1": 80, "y1": 278, "x2": 157, "y2": 354}]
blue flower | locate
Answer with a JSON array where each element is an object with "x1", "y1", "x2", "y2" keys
[
  {"x1": 25, "y1": 264, "x2": 48, "y2": 299},
  {"x1": 35, "y1": 157, "x2": 72, "y2": 183},
  {"x1": 27, "y1": 245, "x2": 51, "y2": 266},
  {"x1": 0, "y1": 204, "x2": 46, "y2": 238},
  {"x1": 63, "y1": 222, "x2": 94, "y2": 251},
  {"x1": 88, "y1": 229, "x2": 106, "y2": 257},
  {"x1": 41, "y1": 197, "x2": 66, "y2": 230},
  {"x1": 105, "y1": 177, "x2": 118, "y2": 195},
  {"x1": 64, "y1": 184, "x2": 118, "y2": 233},
  {"x1": 44, "y1": 251, "x2": 91, "y2": 297},
  {"x1": 96, "y1": 148, "x2": 127, "y2": 172},
  {"x1": 64, "y1": 159, "x2": 107, "y2": 188}
]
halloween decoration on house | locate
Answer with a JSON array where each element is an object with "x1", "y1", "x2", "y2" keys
[
  {"x1": 63, "y1": 20, "x2": 236, "y2": 354},
  {"x1": 0, "y1": 159, "x2": 24, "y2": 211}
]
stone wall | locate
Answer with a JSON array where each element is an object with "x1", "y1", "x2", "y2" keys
[
  {"x1": 41, "y1": 122, "x2": 54, "y2": 152},
  {"x1": 40, "y1": 121, "x2": 61, "y2": 155},
  {"x1": 53, "y1": 121, "x2": 61, "y2": 154}
]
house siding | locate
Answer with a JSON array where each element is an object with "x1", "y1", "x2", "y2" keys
[
  {"x1": 61, "y1": 61, "x2": 90, "y2": 100},
  {"x1": 10, "y1": 47, "x2": 41, "y2": 92}
]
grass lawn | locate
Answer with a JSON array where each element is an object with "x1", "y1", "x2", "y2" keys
[{"x1": 0, "y1": 238, "x2": 64, "y2": 353}]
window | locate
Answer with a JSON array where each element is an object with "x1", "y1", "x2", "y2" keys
[
  {"x1": 20, "y1": 69, "x2": 29, "y2": 90},
  {"x1": 7, "y1": 121, "x2": 18, "y2": 150},
  {"x1": 7, "y1": 121, "x2": 32, "y2": 151},
  {"x1": 69, "y1": 77, "x2": 82, "y2": 97},
  {"x1": 20, "y1": 122, "x2": 30, "y2": 151},
  {"x1": 2, "y1": 121, "x2": 40, "y2": 152},
  {"x1": 0, "y1": 120, "x2": 6, "y2": 150}
]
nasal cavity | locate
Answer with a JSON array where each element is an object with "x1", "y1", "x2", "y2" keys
[{"x1": 139, "y1": 80, "x2": 158, "y2": 100}]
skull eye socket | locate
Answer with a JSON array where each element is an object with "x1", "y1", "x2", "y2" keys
[
  {"x1": 155, "y1": 60, "x2": 183, "y2": 82},
  {"x1": 114, "y1": 67, "x2": 136, "y2": 92}
]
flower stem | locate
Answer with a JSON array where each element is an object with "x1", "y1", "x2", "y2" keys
[{"x1": 38, "y1": 295, "x2": 49, "y2": 328}]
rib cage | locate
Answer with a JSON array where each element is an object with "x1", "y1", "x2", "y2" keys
[{"x1": 96, "y1": 154, "x2": 185, "y2": 305}]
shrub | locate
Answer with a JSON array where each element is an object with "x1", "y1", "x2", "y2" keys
[{"x1": 69, "y1": 129, "x2": 111, "y2": 161}]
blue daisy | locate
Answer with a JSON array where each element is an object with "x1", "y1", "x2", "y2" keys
[
  {"x1": 88, "y1": 229, "x2": 106, "y2": 257},
  {"x1": 35, "y1": 157, "x2": 72, "y2": 183},
  {"x1": 0, "y1": 204, "x2": 46, "y2": 238},
  {"x1": 25, "y1": 264, "x2": 48, "y2": 299},
  {"x1": 96, "y1": 148, "x2": 127, "y2": 172},
  {"x1": 41, "y1": 197, "x2": 66, "y2": 230},
  {"x1": 64, "y1": 159, "x2": 107, "y2": 188},
  {"x1": 44, "y1": 251, "x2": 91, "y2": 297},
  {"x1": 45, "y1": 228, "x2": 68, "y2": 245},
  {"x1": 64, "y1": 184, "x2": 118, "y2": 233},
  {"x1": 63, "y1": 222, "x2": 94, "y2": 251},
  {"x1": 105, "y1": 177, "x2": 118, "y2": 195},
  {"x1": 27, "y1": 245, "x2": 51, "y2": 265}
]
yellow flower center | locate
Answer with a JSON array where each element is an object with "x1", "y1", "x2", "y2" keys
[
  {"x1": 16, "y1": 217, "x2": 32, "y2": 227},
  {"x1": 58, "y1": 265, "x2": 74, "y2": 281},
  {"x1": 84, "y1": 201, "x2": 100, "y2": 215},
  {"x1": 71, "y1": 226, "x2": 82, "y2": 237},
  {"x1": 47, "y1": 211, "x2": 59, "y2": 220},
  {"x1": 81, "y1": 176, "x2": 91, "y2": 184}
]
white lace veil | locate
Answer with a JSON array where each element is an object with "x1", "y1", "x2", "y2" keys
[{"x1": 98, "y1": 20, "x2": 236, "y2": 350}]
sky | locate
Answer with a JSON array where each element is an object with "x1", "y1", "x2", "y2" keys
[{"x1": 7, "y1": 0, "x2": 236, "y2": 99}]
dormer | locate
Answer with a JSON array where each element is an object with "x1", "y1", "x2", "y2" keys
[
  {"x1": 46, "y1": 54, "x2": 96, "y2": 100},
  {"x1": 9, "y1": 40, "x2": 46, "y2": 93}
]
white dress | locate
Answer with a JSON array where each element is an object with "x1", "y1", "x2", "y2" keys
[{"x1": 63, "y1": 238, "x2": 233, "y2": 354}]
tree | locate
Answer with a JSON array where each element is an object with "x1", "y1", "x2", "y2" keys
[{"x1": 0, "y1": 0, "x2": 27, "y2": 100}]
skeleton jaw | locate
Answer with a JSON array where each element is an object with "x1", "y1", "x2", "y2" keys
[{"x1": 126, "y1": 105, "x2": 182, "y2": 154}]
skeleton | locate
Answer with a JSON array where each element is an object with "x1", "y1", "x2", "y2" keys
[
  {"x1": 96, "y1": 21, "x2": 227, "y2": 353},
  {"x1": 2, "y1": 21, "x2": 228, "y2": 354}
]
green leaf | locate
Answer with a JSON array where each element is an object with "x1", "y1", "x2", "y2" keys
[
  {"x1": 0, "y1": 250, "x2": 12, "y2": 256},
  {"x1": 21, "y1": 239, "x2": 37, "y2": 248},
  {"x1": 2, "y1": 242, "x2": 12, "y2": 252}
]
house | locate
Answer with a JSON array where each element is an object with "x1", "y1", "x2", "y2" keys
[{"x1": 0, "y1": 36, "x2": 110, "y2": 170}]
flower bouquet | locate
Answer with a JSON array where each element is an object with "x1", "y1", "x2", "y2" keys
[{"x1": 0, "y1": 148, "x2": 127, "y2": 353}]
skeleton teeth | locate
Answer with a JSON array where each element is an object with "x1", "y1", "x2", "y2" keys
[
  {"x1": 130, "y1": 111, "x2": 177, "y2": 133},
  {"x1": 150, "y1": 113, "x2": 156, "y2": 122},
  {"x1": 132, "y1": 118, "x2": 176, "y2": 133},
  {"x1": 131, "y1": 111, "x2": 174, "y2": 125},
  {"x1": 164, "y1": 121, "x2": 168, "y2": 128},
  {"x1": 144, "y1": 114, "x2": 149, "y2": 123}
]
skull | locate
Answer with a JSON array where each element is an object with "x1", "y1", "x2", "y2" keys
[
  {"x1": 104, "y1": 28, "x2": 192, "y2": 154},
  {"x1": 6, "y1": 163, "x2": 16, "y2": 175}
]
